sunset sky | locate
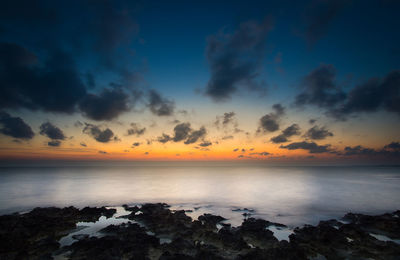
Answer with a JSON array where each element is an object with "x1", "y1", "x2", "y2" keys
[{"x1": 0, "y1": 0, "x2": 399, "y2": 163}]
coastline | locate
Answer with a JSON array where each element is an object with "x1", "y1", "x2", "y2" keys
[{"x1": 0, "y1": 203, "x2": 399, "y2": 259}]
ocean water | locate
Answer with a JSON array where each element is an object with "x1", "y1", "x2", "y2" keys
[{"x1": 0, "y1": 162, "x2": 399, "y2": 227}]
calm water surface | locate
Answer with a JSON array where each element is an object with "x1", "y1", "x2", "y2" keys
[{"x1": 0, "y1": 163, "x2": 399, "y2": 227}]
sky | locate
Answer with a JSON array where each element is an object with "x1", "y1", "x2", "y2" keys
[{"x1": 0, "y1": 0, "x2": 399, "y2": 163}]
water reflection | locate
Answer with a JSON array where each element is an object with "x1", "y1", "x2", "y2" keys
[{"x1": 0, "y1": 164, "x2": 399, "y2": 226}]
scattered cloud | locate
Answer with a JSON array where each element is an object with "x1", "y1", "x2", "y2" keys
[
  {"x1": 280, "y1": 141, "x2": 331, "y2": 153},
  {"x1": 303, "y1": 0, "x2": 350, "y2": 46},
  {"x1": 0, "y1": 111, "x2": 34, "y2": 139},
  {"x1": 304, "y1": 126, "x2": 333, "y2": 140},
  {"x1": 295, "y1": 64, "x2": 346, "y2": 108},
  {"x1": 205, "y1": 19, "x2": 271, "y2": 101},
  {"x1": 199, "y1": 141, "x2": 212, "y2": 147},
  {"x1": 131, "y1": 142, "x2": 141, "y2": 147},
  {"x1": 148, "y1": 89, "x2": 175, "y2": 116},
  {"x1": 126, "y1": 123, "x2": 146, "y2": 136},
  {"x1": 83, "y1": 123, "x2": 115, "y2": 143},
  {"x1": 79, "y1": 88, "x2": 131, "y2": 121},
  {"x1": 39, "y1": 122, "x2": 66, "y2": 140},
  {"x1": 258, "y1": 104, "x2": 286, "y2": 133}
]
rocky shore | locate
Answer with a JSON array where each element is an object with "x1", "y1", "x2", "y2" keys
[{"x1": 0, "y1": 203, "x2": 399, "y2": 260}]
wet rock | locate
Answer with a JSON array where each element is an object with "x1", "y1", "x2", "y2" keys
[
  {"x1": 238, "y1": 218, "x2": 279, "y2": 249},
  {"x1": 78, "y1": 206, "x2": 116, "y2": 222},
  {"x1": 343, "y1": 211, "x2": 400, "y2": 239},
  {"x1": 122, "y1": 204, "x2": 140, "y2": 213},
  {"x1": 198, "y1": 213, "x2": 226, "y2": 228}
]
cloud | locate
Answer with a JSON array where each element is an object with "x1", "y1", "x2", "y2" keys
[
  {"x1": 303, "y1": 0, "x2": 350, "y2": 45},
  {"x1": 79, "y1": 88, "x2": 130, "y2": 121},
  {"x1": 271, "y1": 124, "x2": 301, "y2": 143},
  {"x1": 295, "y1": 64, "x2": 346, "y2": 108},
  {"x1": 280, "y1": 141, "x2": 331, "y2": 153},
  {"x1": 330, "y1": 70, "x2": 400, "y2": 120},
  {"x1": 0, "y1": 43, "x2": 87, "y2": 113},
  {"x1": 233, "y1": 148, "x2": 239, "y2": 152},
  {"x1": 270, "y1": 135, "x2": 288, "y2": 143},
  {"x1": 215, "y1": 112, "x2": 236, "y2": 127},
  {"x1": 304, "y1": 126, "x2": 333, "y2": 140},
  {"x1": 343, "y1": 145, "x2": 376, "y2": 156},
  {"x1": 158, "y1": 122, "x2": 207, "y2": 145},
  {"x1": 48, "y1": 140, "x2": 61, "y2": 147},
  {"x1": 0, "y1": 1, "x2": 141, "y2": 78},
  {"x1": 184, "y1": 127, "x2": 206, "y2": 144},
  {"x1": 126, "y1": 123, "x2": 146, "y2": 136},
  {"x1": 158, "y1": 133, "x2": 171, "y2": 143},
  {"x1": 222, "y1": 135, "x2": 234, "y2": 140},
  {"x1": 199, "y1": 141, "x2": 212, "y2": 147},
  {"x1": 80, "y1": 142, "x2": 87, "y2": 147},
  {"x1": 258, "y1": 104, "x2": 286, "y2": 133},
  {"x1": 148, "y1": 89, "x2": 175, "y2": 116},
  {"x1": 132, "y1": 142, "x2": 140, "y2": 147},
  {"x1": 342, "y1": 142, "x2": 400, "y2": 158},
  {"x1": 249, "y1": 152, "x2": 270, "y2": 156},
  {"x1": 98, "y1": 150, "x2": 108, "y2": 154},
  {"x1": 384, "y1": 142, "x2": 400, "y2": 151},
  {"x1": 296, "y1": 65, "x2": 400, "y2": 120},
  {"x1": 205, "y1": 19, "x2": 271, "y2": 101},
  {"x1": 39, "y1": 122, "x2": 66, "y2": 140},
  {"x1": 83, "y1": 123, "x2": 115, "y2": 143},
  {"x1": 0, "y1": 111, "x2": 34, "y2": 139},
  {"x1": 172, "y1": 123, "x2": 192, "y2": 142}
]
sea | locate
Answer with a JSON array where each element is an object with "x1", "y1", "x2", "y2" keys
[{"x1": 1, "y1": 162, "x2": 399, "y2": 228}]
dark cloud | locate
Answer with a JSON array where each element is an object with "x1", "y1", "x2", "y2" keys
[
  {"x1": 0, "y1": 1, "x2": 140, "y2": 76},
  {"x1": 295, "y1": 64, "x2": 346, "y2": 108},
  {"x1": 0, "y1": 43, "x2": 87, "y2": 113},
  {"x1": 222, "y1": 135, "x2": 234, "y2": 140},
  {"x1": 158, "y1": 122, "x2": 207, "y2": 145},
  {"x1": 172, "y1": 123, "x2": 192, "y2": 142},
  {"x1": 199, "y1": 141, "x2": 212, "y2": 147},
  {"x1": 330, "y1": 70, "x2": 400, "y2": 120},
  {"x1": 132, "y1": 142, "x2": 140, "y2": 147},
  {"x1": 258, "y1": 104, "x2": 286, "y2": 133},
  {"x1": 280, "y1": 141, "x2": 331, "y2": 153},
  {"x1": 205, "y1": 19, "x2": 271, "y2": 101},
  {"x1": 148, "y1": 89, "x2": 175, "y2": 116},
  {"x1": 79, "y1": 88, "x2": 130, "y2": 121},
  {"x1": 282, "y1": 124, "x2": 301, "y2": 137},
  {"x1": 341, "y1": 143, "x2": 400, "y2": 159},
  {"x1": 384, "y1": 142, "x2": 400, "y2": 151},
  {"x1": 158, "y1": 134, "x2": 171, "y2": 144},
  {"x1": 233, "y1": 148, "x2": 239, "y2": 152},
  {"x1": 343, "y1": 145, "x2": 376, "y2": 156},
  {"x1": 309, "y1": 119, "x2": 317, "y2": 124},
  {"x1": 83, "y1": 123, "x2": 115, "y2": 143},
  {"x1": 184, "y1": 127, "x2": 206, "y2": 144},
  {"x1": 80, "y1": 142, "x2": 87, "y2": 147},
  {"x1": 126, "y1": 123, "x2": 146, "y2": 136},
  {"x1": 271, "y1": 123, "x2": 301, "y2": 143},
  {"x1": 215, "y1": 112, "x2": 236, "y2": 127},
  {"x1": 48, "y1": 140, "x2": 61, "y2": 147},
  {"x1": 39, "y1": 122, "x2": 66, "y2": 140},
  {"x1": 270, "y1": 135, "x2": 288, "y2": 144},
  {"x1": 303, "y1": 0, "x2": 350, "y2": 45},
  {"x1": 98, "y1": 150, "x2": 108, "y2": 154},
  {"x1": 305, "y1": 126, "x2": 333, "y2": 140},
  {"x1": 0, "y1": 111, "x2": 34, "y2": 139},
  {"x1": 249, "y1": 152, "x2": 270, "y2": 156}
]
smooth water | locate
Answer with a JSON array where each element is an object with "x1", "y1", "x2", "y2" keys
[{"x1": 0, "y1": 163, "x2": 399, "y2": 226}]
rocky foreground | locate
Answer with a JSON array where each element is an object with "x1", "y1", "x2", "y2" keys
[{"x1": 0, "y1": 204, "x2": 399, "y2": 260}]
